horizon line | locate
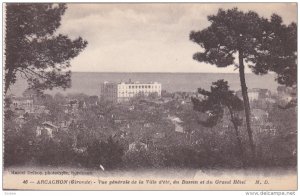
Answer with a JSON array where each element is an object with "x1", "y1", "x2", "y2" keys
[{"x1": 70, "y1": 71, "x2": 273, "y2": 74}]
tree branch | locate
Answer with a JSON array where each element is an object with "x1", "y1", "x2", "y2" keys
[
  {"x1": 19, "y1": 67, "x2": 65, "y2": 88},
  {"x1": 24, "y1": 67, "x2": 51, "y2": 80},
  {"x1": 16, "y1": 68, "x2": 31, "y2": 79}
]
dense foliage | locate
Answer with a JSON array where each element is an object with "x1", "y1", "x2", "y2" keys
[
  {"x1": 190, "y1": 8, "x2": 297, "y2": 159},
  {"x1": 5, "y1": 3, "x2": 87, "y2": 94},
  {"x1": 4, "y1": 91, "x2": 296, "y2": 169}
]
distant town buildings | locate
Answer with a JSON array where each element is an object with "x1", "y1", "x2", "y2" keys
[
  {"x1": 236, "y1": 88, "x2": 271, "y2": 101},
  {"x1": 11, "y1": 97, "x2": 34, "y2": 113},
  {"x1": 36, "y1": 121, "x2": 59, "y2": 138},
  {"x1": 6, "y1": 84, "x2": 290, "y2": 152},
  {"x1": 277, "y1": 85, "x2": 296, "y2": 103},
  {"x1": 9, "y1": 95, "x2": 49, "y2": 116},
  {"x1": 167, "y1": 115, "x2": 184, "y2": 133},
  {"x1": 100, "y1": 80, "x2": 161, "y2": 103}
]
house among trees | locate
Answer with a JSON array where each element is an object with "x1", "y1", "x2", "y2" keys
[
  {"x1": 258, "y1": 122, "x2": 277, "y2": 136},
  {"x1": 236, "y1": 88, "x2": 271, "y2": 102},
  {"x1": 167, "y1": 115, "x2": 184, "y2": 133},
  {"x1": 15, "y1": 115, "x2": 26, "y2": 126},
  {"x1": 67, "y1": 99, "x2": 80, "y2": 114},
  {"x1": 36, "y1": 121, "x2": 59, "y2": 138},
  {"x1": 128, "y1": 141, "x2": 148, "y2": 152},
  {"x1": 59, "y1": 119, "x2": 73, "y2": 131},
  {"x1": 251, "y1": 109, "x2": 277, "y2": 137},
  {"x1": 11, "y1": 97, "x2": 34, "y2": 113},
  {"x1": 33, "y1": 105, "x2": 49, "y2": 114},
  {"x1": 277, "y1": 86, "x2": 297, "y2": 103},
  {"x1": 8, "y1": 93, "x2": 49, "y2": 115}
]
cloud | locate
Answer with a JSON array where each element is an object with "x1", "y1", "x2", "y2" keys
[{"x1": 57, "y1": 3, "x2": 297, "y2": 73}]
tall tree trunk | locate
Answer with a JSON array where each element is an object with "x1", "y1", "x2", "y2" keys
[
  {"x1": 228, "y1": 107, "x2": 243, "y2": 157},
  {"x1": 238, "y1": 50, "x2": 256, "y2": 161},
  {"x1": 4, "y1": 68, "x2": 14, "y2": 95}
]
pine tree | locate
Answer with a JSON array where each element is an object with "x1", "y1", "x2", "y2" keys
[
  {"x1": 5, "y1": 3, "x2": 88, "y2": 94},
  {"x1": 192, "y1": 80, "x2": 244, "y2": 158},
  {"x1": 190, "y1": 8, "x2": 296, "y2": 159}
]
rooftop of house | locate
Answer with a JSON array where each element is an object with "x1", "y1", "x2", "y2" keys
[
  {"x1": 42, "y1": 121, "x2": 58, "y2": 129},
  {"x1": 167, "y1": 115, "x2": 183, "y2": 123},
  {"x1": 277, "y1": 86, "x2": 297, "y2": 94},
  {"x1": 236, "y1": 88, "x2": 269, "y2": 93},
  {"x1": 103, "y1": 80, "x2": 160, "y2": 85},
  {"x1": 249, "y1": 88, "x2": 265, "y2": 92},
  {"x1": 12, "y1": 97, "x2": 34, "y2": 101}
]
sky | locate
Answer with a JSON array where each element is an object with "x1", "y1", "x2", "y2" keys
[{"x1": 57, "y1": 3, "x2": 297, "y2": 73}]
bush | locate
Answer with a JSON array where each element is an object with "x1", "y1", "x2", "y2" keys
[
  {"x1": 86, "y1": 137, "x2": 124, "y2": 170},
  {"x1": 122, "y1": 148, "x2": 165, "y2": 169}
]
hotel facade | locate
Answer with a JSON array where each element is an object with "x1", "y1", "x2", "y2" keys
[{"x1": 100, "y1": 81, "x2": 161, "y2": 103}]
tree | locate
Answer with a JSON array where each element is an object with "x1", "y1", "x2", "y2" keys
[
  {"x1": 86, "y1": 137, "x2": 124, "y2": 169},
  {"x1": 54, "y1": 92, "x2": 67, "y2": 105},
  {"x1": 5, "y1": 3, "x2": 88, "y2": 94},
  {"x1": 256, "y1": 15, "x2": 297, "y2": 87},
  {"x1": 191, "y1": 80, "x2": 244, "y2": 159},
  {"x1": 189, "y1": 8, "x2": 296, "y2": 159},
  {"x1": 22, "y1": 88, "x2": 40, "y2": 99},
  {"x1": 258, "y1": 16, "x2": 297, "y2": 108}
]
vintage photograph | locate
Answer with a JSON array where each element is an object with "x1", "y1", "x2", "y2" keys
[{"x1": 3, "y1": 3, "x2": 297, "y2": 190}]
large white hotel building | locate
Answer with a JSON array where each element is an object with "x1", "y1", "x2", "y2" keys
[{"x1": 100, "y1": 80, "x2": 161, "y2": 103}]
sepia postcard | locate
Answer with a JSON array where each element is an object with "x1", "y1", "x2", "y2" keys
[{"x1": 3, "y1": 3, "x2": 297, "y2": 191}]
